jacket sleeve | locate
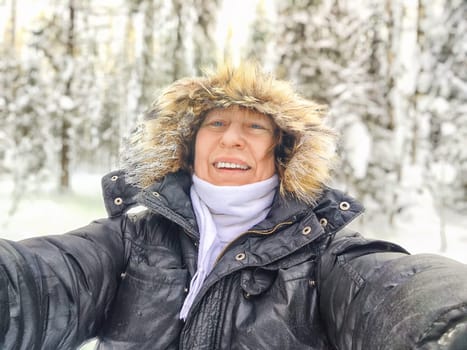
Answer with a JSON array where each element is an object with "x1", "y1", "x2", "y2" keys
[
  {"x1": 0, "y1": 216, "x2": 128, "y2": 350},
  {"x1": 318, "y1": 229, "x2": 467, "y2": 350}
]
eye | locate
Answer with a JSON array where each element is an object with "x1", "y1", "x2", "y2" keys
[
  {"x1": 250, "y1": 123, "x2": 266, "y2": 130},
  {"x1": 203, "y1": 117, "x2": 225, "y2": 127},
  {"x1": 211, "y1": 120, "x2": 225, "y2": 127},
  {"x1": 202, "y1": 117, "x2": 228, "y2": 130}
]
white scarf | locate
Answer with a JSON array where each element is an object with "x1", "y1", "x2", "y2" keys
[{"x1": 179, "y1": 174, "x2": 279, "y2": 320}]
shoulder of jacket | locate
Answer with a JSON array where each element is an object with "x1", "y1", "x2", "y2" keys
[
  {"x1": 318, "y1": 228, "x2": 409, "y2": 278},
  {"x1": 327, "y1": 229, "x2": 408, "y2": 257},
  {"x1": 101, "y1": 170, "x2": 140, "y2": 217}
]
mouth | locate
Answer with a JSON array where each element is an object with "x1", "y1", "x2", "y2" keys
[{"x1": 214, "y1": 161, "x2": 251, "y2": 170}]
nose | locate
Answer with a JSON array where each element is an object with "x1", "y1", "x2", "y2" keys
[{"x1": 220, "y1": 123, "x2": 245, "y2": 148}]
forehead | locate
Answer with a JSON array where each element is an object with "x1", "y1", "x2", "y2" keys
[{"x1": 205, "y1": 106, "x2": 273, "y2": 123}]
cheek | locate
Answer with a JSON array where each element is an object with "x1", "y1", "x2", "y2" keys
[
  {"x1": 264, "y1": 154, "x2": 276, "y2": 174},
  {"x1": 257, "y1": 143, "x2": 276, "y2": 174},
  {"x1": 194, "y1": 132, "x2": 211, "y2": 171},
  {"x1": 193, "y1": 136, "x2": 203, "y2": 172}
]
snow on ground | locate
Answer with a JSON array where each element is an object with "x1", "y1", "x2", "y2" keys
[
  {"x1": 0, "y1": 173, "x2": 107, "y2": 239},
  {"x1": 350, "y1": 202, "x2": 467, "y2": 264}
]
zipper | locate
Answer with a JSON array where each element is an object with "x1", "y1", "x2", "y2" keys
[{"x1": 213, "y1": 220, "x2": 294, "y2": 265}]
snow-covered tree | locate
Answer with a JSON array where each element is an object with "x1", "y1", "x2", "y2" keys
[
  {"x1": 106, "y1": 0, "x2": 141, "y2": 141},
  {"x1": 73, "y1": 0, "x2": 108, "y2": 169},
  {"x1": 30, "y1": 0, "x2": 101, "y2": 189},
  {"x1": 275, "y1": 0, "x2": 330, "y2": 102},
  {"x1": 192, "y1": 0, "x2": 220, "y2": 74},
  {"x1": 274, "y1": 0, "x2": 406, "y2": 223},
  {"x1": 415, "y1": 0, "x2": 467, "y2": 249},
  {"x1": 149, "y1": 0, "x2": 192, "y2": 86},
  {"x1": 0, "y1": 0, "x2": 52, "y2": 214},
  {"x1": 136, "y1": 0, "x2": 158, "y2": 111},
  {"x1": 246, "y1": 0, "x2": 274, "y2": 66}
]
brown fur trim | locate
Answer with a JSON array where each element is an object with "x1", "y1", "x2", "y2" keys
[{"x1": 122, "y1": 62, "x2": 337, "y2": 204}]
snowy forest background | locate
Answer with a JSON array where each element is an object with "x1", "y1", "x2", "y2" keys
[{"x1": 1, "y1": 0, "x2": 466, "y2": 265}]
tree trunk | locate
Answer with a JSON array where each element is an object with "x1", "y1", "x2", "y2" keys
[
  {"x1": 138, "y1": 0, "x2": 155, "y2": 111},
  {"x1": 386, "y1": 0, "x2": 399, "y2": 225},
  {"x1": 10, "y1": 0, "x2": 16, "y2": 49},
  {"x1": 410, "y1": 0, "x2": 426, "y2": 164},
  {"x1": 385, "y1": 0, "x2": 396, "y2": 131},
  {"x1": 60, "y1": 0, "x2": 75, "y2": 190},
  {"x1": 6, "y1": 0, "x2": 22, "y2": 218},
  {"x1": 173, "y1": 0, "x2": 184, "y2": 80}
]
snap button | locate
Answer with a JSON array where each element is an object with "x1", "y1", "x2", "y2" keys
[
  {"x1": 319, "y1": 218, "x2": 328, "y2": 227},
  {"x1": 120, "y1": 272, "x2": 126, "y2": 279},
  {"x1": 152, "y1": 191, "x2": 160, "y2": 197},
  {"x1": 235, "y1": 252, "x2": 246, "y2": 261},
  {"x1": 114, "y1": 197, "x2": 123, "y2": 205},
  {"x1": 243, "y1": 292, "x2": 251, "y2": 299},
  {"x1": 309, "y1": 280, "x2": 316, "y2": 287},
  {"x1": 111, "y1": 175, "x2": 119, "y2": 181},
  {"x1": 339, "y1": 201, "x2": 350, "y2": 211},
  {"x1": 184, "y1": 287, "x2": 189, "y2": 293},
  {"x1": 302, "y1": 226, "x2": 312, "y2": 235}
]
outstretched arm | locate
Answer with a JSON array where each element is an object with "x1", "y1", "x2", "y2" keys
[
  {"x1": 319, "y1": 230, "x2": 467, "y2": 350},
  {"x1": 0, "y1": 216, "x2": 128, "y2": 350}
]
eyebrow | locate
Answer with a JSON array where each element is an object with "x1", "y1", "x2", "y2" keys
[
  {"x1": 204, "y1": 110, "x2": 274, "y2": 126},
  {"x1": 244, "y1": 114, "x2": 274, "y2": 126}
]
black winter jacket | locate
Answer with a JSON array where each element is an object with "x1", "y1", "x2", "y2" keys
[{"x1": 1, "y1": 170, "x2": 466, "y2": 349}]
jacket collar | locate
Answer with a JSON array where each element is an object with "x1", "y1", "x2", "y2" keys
[
  {"x1": 138, "y1": 171, "x2": 312, "y2": 239},
  {"x1": 207, "y1": 185, "x2": 364, "y2": 274},
  {"x1": 101, "y1": 170, "x2": 364, "y2": 244},
  {"x1": 135, "y1": 170, "x2": 363, "y2": 241},
  {"x1": 138, "y1": 171, "x2": 199, "y2": 238}
]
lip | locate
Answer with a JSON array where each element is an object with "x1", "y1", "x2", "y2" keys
[{"x1": 212, "y1": 158, "x2": 251, "y2": 170}]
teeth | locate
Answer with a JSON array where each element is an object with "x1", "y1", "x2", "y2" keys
[{"x1": 215, "y1": 162, "x2": 249, "y2": 170}]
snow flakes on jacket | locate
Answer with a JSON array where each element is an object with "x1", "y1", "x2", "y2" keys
[{"x1": 123, "y1": 62, "x2": 337, "y2": 204}]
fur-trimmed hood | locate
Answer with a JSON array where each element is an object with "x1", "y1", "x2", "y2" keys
[{"x1": 123, "y1": 62, "x2": 337, "y2": 204}]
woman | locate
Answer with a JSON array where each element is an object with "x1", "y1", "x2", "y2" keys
[{"x1": 1, "y1": 62, "x2": 466, "y2": 349}]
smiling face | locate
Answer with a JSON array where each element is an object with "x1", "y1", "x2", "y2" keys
[{"x1": 194, "y1": 106, "x2": 277, "y2": 186}]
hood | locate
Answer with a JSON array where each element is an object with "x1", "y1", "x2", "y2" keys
[{"x1": 122, "y1": 62, "x2": 337, "y2": 204}]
